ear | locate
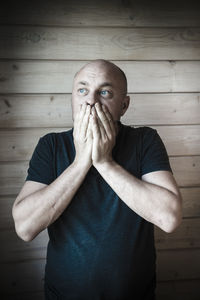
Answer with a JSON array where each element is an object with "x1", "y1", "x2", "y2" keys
[{"x1": 120, "y1": 96, "x2": 130, "y2": 116}]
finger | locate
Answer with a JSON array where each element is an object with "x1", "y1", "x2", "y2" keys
[
  {"x1": 78, "y1": 103, "x2": 87, "y2": 125},
  {"x1": 74, "y1": 103, "x2": 87, "y2": 134},
  {"x1": 102, "y1": 105, "x2": 116, "y2": 135},
  {"x1": 81, "y1": 105, "x2": 91, "y2": 137},
  {"x1": 91, "y1": 107, "x2": 101, "y2": 140},
  {"x1": 95, "y1": 103, "x2": 112, "y2": 137},
  {"x1": 92, "y1": 106, "x2": 107, "y2": 139},
  {"x1": 87, "y1": 115, "x2": 93, "y2": 140},
  {"x1": 73, "y1": 104, "x2": 81, "y2": 132}
]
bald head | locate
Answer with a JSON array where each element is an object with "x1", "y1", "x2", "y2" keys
[
  {"x1": 74, "y1": 59, "x2": 128, "y2": 94},
  {"x1": 71, "y1": 59, "x2": 130, "y2": 121}
]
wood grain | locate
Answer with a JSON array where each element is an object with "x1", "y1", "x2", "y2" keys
[
  {"x1": 0, "y1": 161, "x2": 28, "y2": 195},
  {"x1": 0, "y1": 128, "x2": 64, "y2": 161},
  {"x1": 1, "y1": 26, "x2": 200, "y2": 60},
  {"x1": 157, "y1": 279, "x2": 200, "y2": 300},
  {"x1": 181, "y1": 187, "x2": 200, "y2": 218},
  {"x1": 0, "y1": 0, "x2": 200, "y2": 27},
  {"x1": 1, "y1": 93, "x2": 200, "y2": 128},
  {"x1": 153, "y1": 125, "x2": 200, "y2": 156},
  {"x1": 170, "y1": 156, "x2": 200, "y2": 187},
  {"x1": 155, "y1": 218, "x2": 200, "y2": 250},
  {"x1": 0, "y1": 229, "x2": 48, "y2": 263},
  {"x1": 157, "y1": 248, "x2": 200, "y2": 281},
  {"x1": 1, "y1": 259, "x2": 45, "y2": 294},
  {"x1": 1, "y1": 61, "x2": 200, "y2": 93}
]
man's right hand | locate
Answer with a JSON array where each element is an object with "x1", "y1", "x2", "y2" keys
[{"x1": 73, "y1": 103, "x2": 93, "y2": 169}]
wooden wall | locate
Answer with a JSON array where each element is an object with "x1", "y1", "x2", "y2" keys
[{"x1": 0, "y1": 0, "x2": 200, "y2": 299}]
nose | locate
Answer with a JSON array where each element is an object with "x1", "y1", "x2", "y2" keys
[{"x1": 86, "y1": 92, "x2": 99, "y2": 107}]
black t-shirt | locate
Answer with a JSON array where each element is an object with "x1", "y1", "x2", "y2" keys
[{"x1": 26, "y1": 122, "x2": 172, "y2": 300}]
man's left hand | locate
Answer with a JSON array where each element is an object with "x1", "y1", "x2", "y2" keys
[{"x1": 91, "y1": 103, "x2": 117, "y2": 167}]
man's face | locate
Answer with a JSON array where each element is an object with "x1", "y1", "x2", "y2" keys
[{"x1": 71, "y1": 62, "x2": 129, "y2": 122}]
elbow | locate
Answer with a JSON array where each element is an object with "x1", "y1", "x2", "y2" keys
[
  {"x1": 14, "y1": 220, "x2": 36, "y2": 242},
  {"x1": 159, "y1": 197, "x2": 182, "y2": 233},
  {"x1": 12, "y1": 207, "x2": 36, "y2": 242},
  {"x1": 161, "y1": 213, "x2": 182, "y2": 233},
  {"x1": 16, "y1": 228, "x2": 34, "y2": 242}
]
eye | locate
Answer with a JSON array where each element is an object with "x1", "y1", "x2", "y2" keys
[
  {"x1": 99, "y1": 90, "x2": 112, "y2": 97},
  {"x1": 78, "y1": 88, "x2": 88, "y2": 95}
]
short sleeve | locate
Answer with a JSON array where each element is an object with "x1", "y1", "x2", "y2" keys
[
  {"x1": 141, "y1": 127, "x2": 172, "y2": 176},
  {"x1": 26, "y1": 134, "x2": 55, "y2": 185}
]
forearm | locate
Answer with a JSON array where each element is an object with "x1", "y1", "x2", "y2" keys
[
  {"x1": 13, "y1": 160, "x2": 90, "y2": 241},
  {"x1": 94, "y1": 160, "x2": 181, "y2": 232}
]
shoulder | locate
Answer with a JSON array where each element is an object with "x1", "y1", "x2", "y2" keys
[
  {"x1": 120, "y1": 124, "x2": 166, "y2": 154},
  {"x1": 39, "y1": 128, "x2": 73, "y2": 145},
  {"x1": 121, "y1": 123, "x2": 157, "y2": 140}
]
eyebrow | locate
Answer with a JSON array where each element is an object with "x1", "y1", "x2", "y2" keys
[
  {"x1": 77, "y1": 81, "x2": 113, "y2": 88},
  {"x1": 77, "y1": 81, "x2": 89, "y2": 85}
]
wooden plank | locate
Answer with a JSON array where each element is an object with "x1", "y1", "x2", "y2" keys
[
  {"x1": 0, "y1": 128, "x2": 67, "y2": 161},
  {"x1": 0, "y1": 229, "x2": 48, "y2": 263},
  {"x1": 155, "y1": 218, "x2": 200, "y2": 250},
  {"x1": 0, "y1": 196, "x2": 15, "y2": 230},
  {"x1": 122, "y1": 93, "x2": 200, "y2": 126},
  {"x1": 0, "y1": 259, "x2": 46, "y2": 294},
  {"x1": 0, "y1": 94, "x2": 73, "y2": 128},
  {"x1": 0, "y1": 161, "x2": 28, "y2": 195},
  {"x1": 1, "y1": 61, "x2": 200, "y2": 94},
  {"x1": 170, "y1": 156, "x2": 200, "y2": 187},
  {"x1": 0, "y1": 156, "x2": 199, "y2": 195},
  {"x1": 0, "y1": 0, "x2": 200, "y2": 27},
  {"x1": 1, "y1": 93, "x2": 200, "y2": 128},
  {"x1": 181, "y1": 187, "x2": 200, "y2": 218},
  {"x1": 1, "y1": 187, "x2": 199, "y2": 231},
  {"x1": 0, "y1": 60, "x2": 85, "y2": 94},
  {"x1": 157, "y1": 279, "x2": 200, "y2": 300},
  {"x1": 153, "y1": 125, "x2": 200, "y2": 157},
  {"x1": 0, "y1": 249, "x2": 199, "y2": 294},
  {"x1": 173, "y1": 61, "x2": 200, "y2": 93},
  {"x1": 157, "y1": 248, "x2": 200, "y2": 281},
  {"x1": 0, "y1": 125, "x2": 199, "y2": 162},
  {"x1": 1, "y1": 26, "x2": 200, "y2": 60}
]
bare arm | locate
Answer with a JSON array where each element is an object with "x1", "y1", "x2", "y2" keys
[
  {"x1": 12, "y1": 104, "x2": 93, "y2": 241},
  {"x1": 91, "y1": 103, "x2": 182, "y2": 233},
  {"x1": 94, "y1": 162, "x2": 182, "y2": 232}
]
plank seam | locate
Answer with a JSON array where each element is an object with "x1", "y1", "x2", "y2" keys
[
  {"x1": 1, "y1": 24, "x2": 200, "y2": 29},
  {"x1": 1, "y1": 58, "x2": 200, "y2": 63}
]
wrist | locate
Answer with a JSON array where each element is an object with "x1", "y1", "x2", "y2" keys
[
  {"x1": 73, "y1": 157, "x2": 92, "y2": 172},
  {"x1": 93, "y1": 159, "x2": 116, "y2": 172}
]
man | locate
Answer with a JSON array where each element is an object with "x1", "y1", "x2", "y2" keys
[{"x1": 12, "y1": 59, "x2": 182, "y2": 299}]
